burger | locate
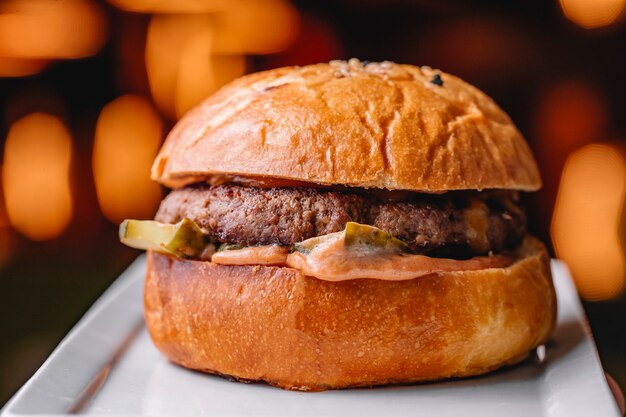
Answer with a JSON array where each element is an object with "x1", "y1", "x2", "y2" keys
[{"x1": 120, "y1": 59, "x2": 556, "y2": 391}]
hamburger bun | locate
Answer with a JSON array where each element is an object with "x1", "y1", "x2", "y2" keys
[
  {"x1": 144, "y1": 236, "x2": 555, "y2": 391},
  {"x1": 152, "y1": 60, "x2": 541, "y2": 192},
  {"x1": 134, "y1": 60, "x2": 556, "y2": 391}
]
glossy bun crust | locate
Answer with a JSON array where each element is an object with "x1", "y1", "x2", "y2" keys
[
  {"x1": 152, "y1": 60, "x2": 541, "y2": 192},
  {"x1": 144, "y1": 237, "x2": 555, "y2": 391}
]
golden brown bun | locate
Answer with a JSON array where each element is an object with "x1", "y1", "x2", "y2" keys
[
  {"x1": 144, "y1": 236, "x2": 556, "y2": 391},
  {"x1": 152, "y1": 59, "x2": 541, "y2": 192}
]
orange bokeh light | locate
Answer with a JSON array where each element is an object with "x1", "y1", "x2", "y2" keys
[
  {"x1": 416, "y1": 17, "x2": 534, "y2": 80},
  {"x1": 559, "y1": 0, "x2": 625, "y2": 29},
  {"x1": 212, "y1": 0, "x2": 300, "y2": 55},
  {"x1": 106, "y1": 0, "x2": 231, "y2": 13},
  {"x1": 0, "y1": 56, "x2": 49, "y2": 78},
  {"x1": 145, "y1": 14, "x2": 246, "y2": 119},
  {"x1": 0, "y1": 179, "x2": 12, "y2": 265},
  {"x1": 2, "y1": 113, "x2": 73, "y2": 241},
  {"x1": 531, "y1": 80, "x2": 610, "y2": 242},
  {"x1": 535, "y1": 81, "x2": 608, "y2": 147},
  {"x1": 145, "y1": 14, "x2": 208, "y2": 119},
  {"x1": 175, "y1": 29, "x2": 245, "y2": 117},
  {"x1": 0, "y1": 177, "x2": 10, "y2": 231},
  {"x1": 533, "y1": 80, "x2": 609, "y2": 186},
  {"x1": 551, "y1": 143, "x2": 626, "y2": 301},
  {"x1": 93, "y1": 95, "x2": 163, "y2": 225},
  {"x1": 0, "y1": 0, "x2": 107, "y2": 60},
  {"x1": 144, "y1": 1, "x2": 298, "y2": 119}
]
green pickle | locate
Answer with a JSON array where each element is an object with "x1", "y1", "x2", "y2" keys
[
  {"x1": 217, "y1": 243, "x2": 244, "y2": 252},
  {"x1": 119, "y1": 218, "x2": 207, "y2": 258},
  {"x1": 343, "y1": 222, "x2": 408, "y2": 253},
  {"x1": 294, "y1": 222, "x2": 408, "y2": 254},
  {"x1": 293, "y1": 233, "x2": 336, "y2": 254}
]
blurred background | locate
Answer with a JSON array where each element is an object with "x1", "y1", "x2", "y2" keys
[{"x1": 0, "y1": 0, "x2": 625, "y2": 406}]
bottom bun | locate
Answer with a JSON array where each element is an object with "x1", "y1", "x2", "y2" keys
[{"x1": 144, "y1": 236, "x2": 556, "y2": 391}]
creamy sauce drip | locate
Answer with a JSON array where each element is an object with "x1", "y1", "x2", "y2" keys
[
  {"x1": 210, "y1": 233, "x2": 512, "y2": 281},
  {"x1": 211, "y1": 245, "x2": 290, "y2": 265}
]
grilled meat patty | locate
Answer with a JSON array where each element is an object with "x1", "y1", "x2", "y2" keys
[{"x1": 155, "y1": 184, "x2": 526, "y2": 257}]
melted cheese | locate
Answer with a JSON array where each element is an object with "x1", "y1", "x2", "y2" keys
[{"x1": 210, "y1": 233, "x2": 512, "y2": 281}]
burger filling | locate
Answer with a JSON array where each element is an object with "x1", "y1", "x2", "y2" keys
[
  {"x1": 120, "y1": 183, "x2": 526, "y2": 281},
  {"x1": 155, "y1": 184, "x2": 525, "y2": 258}
]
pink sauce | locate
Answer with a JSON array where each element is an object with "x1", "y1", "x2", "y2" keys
[
  {"x1": 285, "y1": 232, "x2": 511, "y2": 281},
  {"x1": 211, "y1": 245, "x2": 290, "y2": 266},
  {"x1": 210, "y1": 233, "x2": 512, "y2": 281}
]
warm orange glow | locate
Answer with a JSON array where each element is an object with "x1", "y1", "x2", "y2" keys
[
  {"x1": 145, "y1": 14, "x2": 205, "y2": 119},
  {"x1": 533, "y1": 80, "x2": 609, "y2": 190},
  {"x1": 0, "y1": 227, "x2": 12, "y2": 266},
  {"x1": 535, "y1": 81, "x2": 607, "y2": 147},
  {"x1": 0, "y1": 176, "x2": 10, "y2": 230},
  {"x1": 416, "y1": 18, "x2": 534, "y2": 80},
  {"x1": 559, "y1": 0, "x2": 625, "y2": 28},
  {"x1": 2, "y1": 113, "x2": 73, "y2": 241},
  {"x1": 145, "y1": 15, "x2": 246, "y2": 119},
  {"x1": 552, "y1": 144, "x2": 626, "y2": 301},
  {"x1": 0, "y1": 178, "x2": 12, "y2": 265},
  {"x1": 212, "y1": 0, "x2": 300, "y2": 54},
  {"x1": 175, "y1": 29, "x2": 245, "y2": 117},
  {"x1": 0, "y1": 0, "x2": 107, "y2": 59},
  {"x1": 107, "y1": 0, "x2": 230, "y2": 13},
  {"x1": 144, "y1": 1, "x2": 297, "y2": 118},
  {"x1": 0, "y1": 56, "x2": 48, "y2": 77},
  {"x1": 93, "y1": 95, "x2": 163, "y2": 224}
]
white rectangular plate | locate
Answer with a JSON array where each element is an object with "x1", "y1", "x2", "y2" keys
[{"x1": 1, "y1": 258, "x2": 621, "y2": 417}]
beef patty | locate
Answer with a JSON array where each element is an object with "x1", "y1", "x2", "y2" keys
[{"x1": 155, "y1": 184, "x2": 526, "y2": 257}]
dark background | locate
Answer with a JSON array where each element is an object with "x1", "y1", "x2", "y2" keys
[{"x1": 1, "y1": 0, "x2": 625, "y2": 407}]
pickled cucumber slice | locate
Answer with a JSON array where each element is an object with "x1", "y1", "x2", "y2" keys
[
  {"x1": 294, "y1": 222, "x2": 408, "y2": 254},
  {"x1": 293, "y1": 231, "x2": 341, "y2": 254},
  {"x1": 343, "y1": 222, "x2": 408, "y2": 253},
  {"x1": 217, "y1": 243, "x2": 245, "y2": 252},
  {"x1": 119, "y1": 218, "x2": 207, "y2": 258}
]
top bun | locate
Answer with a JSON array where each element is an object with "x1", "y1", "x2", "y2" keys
[{"x1": 152, "y1": 59, "x2": 541, "y2": 192}]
